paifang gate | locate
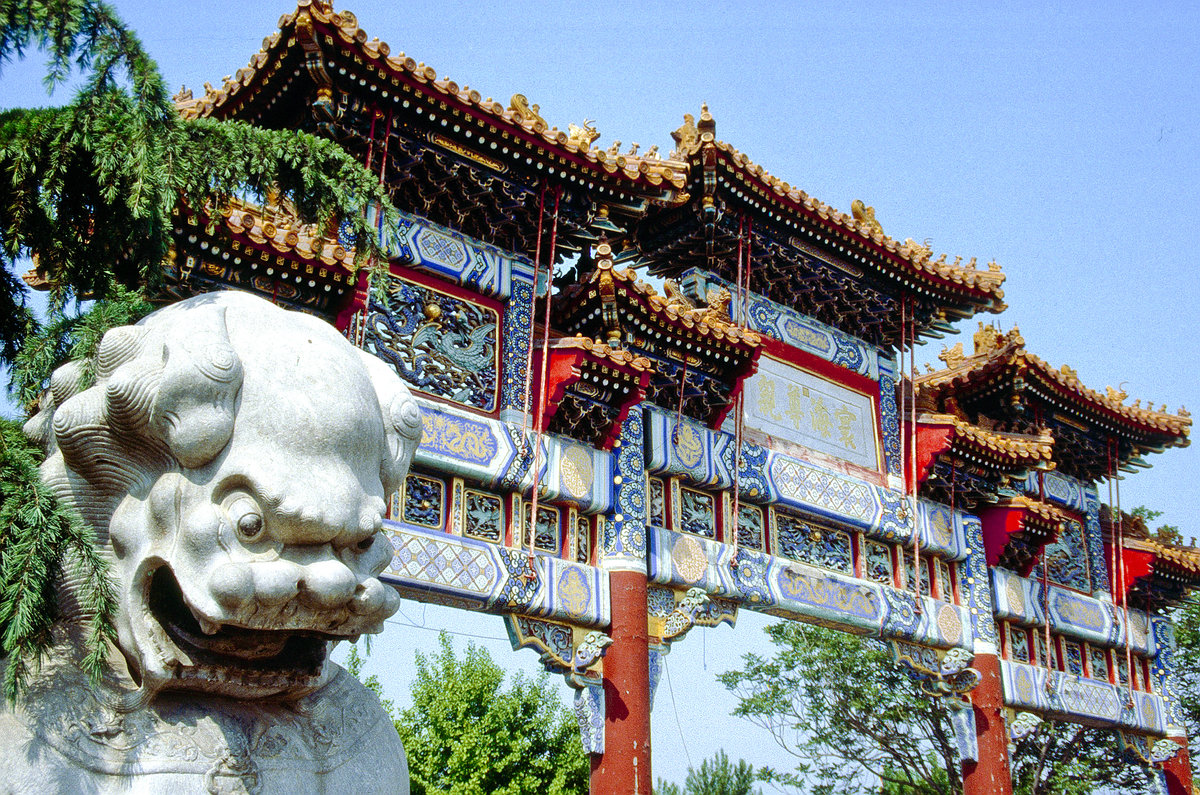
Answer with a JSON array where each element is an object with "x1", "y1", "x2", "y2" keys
[{"x1": 120, "y1": 3, "x2": 1198, "y2": 792}]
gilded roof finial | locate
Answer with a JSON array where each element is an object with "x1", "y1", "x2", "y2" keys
[
  {"x1": 567, "y1": 119, "x2": 600, "y2": 150},
  {"x1": 973, "y1": 322, "x2": 1000, "y2": 356},
  {"x1": 508, "y1": 94, "x2": 547, "y2": 132},
  {"x1": 606, "y1": 140, "x2": 622, "y2": 157},
  {"x1": 625, "y1": 142, "x2": 640, "y2": 156},
  {"x1": 851, "y1": 200, "x2": 883, "y2": 236},
  {"x1": 938, "y1": 342, "x2": 965, "y2": 369},
  {"x1": 671, "y1": 113, "x2": 699, "y2": 159},
  {"x1": 697, "y1": 103, "x2": 715, "y2": 138},
  {"x1": 174, "y1": 84, "x2": 193, "y2": 103},
  {"x1": 1105, "y1": 385, "x2": 1129, "y2": 404},
  {"x1": 645, "y1": 144, "x2": 660, "y2": 160},
  {"x1": 663, "y1": 280, "x2": 696, "y2": 313}
]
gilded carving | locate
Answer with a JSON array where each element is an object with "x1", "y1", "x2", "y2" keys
[
  {"x1": 420, "y1": 409, "x2": 499, "y2": 464},
  {"x1": 560, "y1": 444, "x2": 594, "y2": 499}
]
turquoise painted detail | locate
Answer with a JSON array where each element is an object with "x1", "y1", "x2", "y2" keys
[
  {"x1": 677, "y1": 268, "x2": 881, "y2": 380},
  {"x1": 1000, "y1": 660, "x2": 1167, "y2": 735},
  {"x1": 382, "y1": 519, "x2": 609, "y2": 627},
  {"x1": 386, "y1": 208, "x2": 528, "y2": 299}
]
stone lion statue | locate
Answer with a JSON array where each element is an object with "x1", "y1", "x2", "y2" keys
[{"x1": 1, "y1": 291, "x2": 419, "y2": 793}]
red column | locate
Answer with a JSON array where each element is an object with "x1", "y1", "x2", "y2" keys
[
  {"x1": 1162, "y1": 738, "x2": 1193, "y2": 795},
  {"x1": 962, "y1": 652, "x2": 1013, "y2": 795},
  {"x1": 591, "y1": 569, "x2": 652, "y2": 795}
]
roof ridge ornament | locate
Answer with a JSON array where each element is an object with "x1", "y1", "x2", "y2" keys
[
  {"x1": 851, "y1": 199, "x2": 883, "y2": 236},
  {"x1": 508, "y1": 93, "x2": 547, "y2": 133},
  {"x1": 567, "y1": 119, "x2": 600, "y2": 150},
  {"x1": 670, "y1": 113, "x2": 700, "y2": 159},
  {"x1": 938, "y1": 342, "x2": 965, "y2": 369}
]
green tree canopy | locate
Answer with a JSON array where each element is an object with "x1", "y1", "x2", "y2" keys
[
  {"x1": 655, "y1": 749, "x2": 760, "y2": 795},
  {"x1": 0, "y1": 0, "x2": 401, "y2": 699},
  {"x1": 0, "y1": 0, "x2": 397, "y2": 365},
  {"x1": 396, "y1": 633, "x2": 588, "y2": 795},
  {"x1": 719, "y1": 621, "x2": 1157, "y2": 795}
]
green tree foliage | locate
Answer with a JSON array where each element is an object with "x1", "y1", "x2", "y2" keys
[
  {"x1": 0, "y1": 417, "x2": 115, "y2": 700},
  {"x1": 719, "y1": 621, "x2": 1157, "y2": 795},
  {"x1": 1170, "y1": 593, "x2": 1200, "y2": 762},
  {"x1": 1130, "y1": 506, "x2": 1184, "y2": 546},
  {"x1": 0, "y1": 287, "x2": 150, "y2": 700},
  {"x1": 345, "y1": 641, "x2": 397, "y2": 721},
  {"x1": 396, "y1": 633, "x2": 588, "y2": 795},
  {"x1": 0, "y1": 1, "x2": 400, "y2": 699},
  {"x1": 8, "y1": 283, "x2": 152, "y2": 409},
  {"x1": 0, "y1": 0, "x2": 397, "y2": 364},
  {"x1": 655, "y1": 749, "x2": 760, "y2": 795}
]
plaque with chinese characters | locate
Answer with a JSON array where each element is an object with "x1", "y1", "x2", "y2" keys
[{"x1": 741, "y1": 356, "x2": 881, "y2": 471}]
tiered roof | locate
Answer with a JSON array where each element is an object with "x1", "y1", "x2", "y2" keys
[
  {"x1": 1108, "y1": 510, "x2": 1200, "y2": 612},
  {"x1": 916, "y1": 325, "x2": 1190, "y2": 482},
  {"x1": 636, "y1": 107, "x2": 1006, "y2": 347},
  {"x1": 555, "y1": 242, "x2": 761, "y2": 427},
  {"x1": 172, "y1": 0, "x2": 1005, "y2": 348},
  {"x1": 913, "y1": 412, "x2": 1054, "y2": 508},
  {"x1": 531, "y1": 335, "x2": 651, "y2": 450}
]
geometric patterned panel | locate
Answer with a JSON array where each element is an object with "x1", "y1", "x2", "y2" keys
[
  {"x1": 770, "y1": 456, "x2": 877, "y2": 525},
  {"x1": 646, "y1": 524, "x2": 971, "y2": 653},
  {"x1": 387, "y1": 209, "x2": 522, "y2": 299},
  {"x1": 389, "y1": 529, "x2": 496, "y2": 596},
  {"x1": 675, "y1": 267, "x2": 880, "y2": 380},
  {"x1": 1000, "y1": 659, "x2": 1168, "y2": 736},
  {"x1": 381, "y1": 519, "x2": 609, "y2": 629}
]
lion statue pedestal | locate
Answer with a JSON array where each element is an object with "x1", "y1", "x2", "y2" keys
[{"x1": 1, "y1": 292, "x2": 418, "y2": 793}]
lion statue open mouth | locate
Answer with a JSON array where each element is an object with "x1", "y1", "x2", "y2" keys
[{"x1": 4, "y1": 291, "x2": 418, "y2": 792}]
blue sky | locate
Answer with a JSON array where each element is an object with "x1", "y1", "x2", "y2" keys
[{"x1": 4, "y1": 0, "x2": 1199, "y2": 787}]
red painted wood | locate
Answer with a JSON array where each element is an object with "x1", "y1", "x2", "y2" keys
[
  {"x1": 979, "y1": 506, "x2": 1026, "y2": 568},
  {"x1": 591, "y1": 569, "x2": 652, "y2": 795},
  {"x1": 914, "y1": 422, "x2": 955, "y2": 487},
  {"x1": 1163, "y1": 739, "x2": 1194, "y2": 795},
  {"x1": 1104, "y1": 543, "x2": 1156, "y2": 603},
  {"x1": 962, "y1": 653, "x2": 1014, "y2": 795}
]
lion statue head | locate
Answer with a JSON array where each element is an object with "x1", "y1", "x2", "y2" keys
[{"x1": 24, "y1": 291, "x2": 420, "y2": 701}]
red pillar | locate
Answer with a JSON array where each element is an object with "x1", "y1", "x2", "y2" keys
[
  {"x1": 962, "y1": 652, "x2": 1014, "y2": 795},
  {"x1": 1162, "y1": 738, "x2": 1193, "y2": 795},
  {"x1": 591, "y1": 569, "x2": 652, "y2": 795}
]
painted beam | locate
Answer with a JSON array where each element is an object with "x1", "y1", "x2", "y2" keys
[
  {"x1": 381, "y1": 519, "x2": 610, "y2": 628},
  {"x1": 413, "y1": 399, "x2": 614, "y2": 513},
  {"x1": 647, "y1": 525, "x2": 971, "y2": 650},
  {"x1": 990, "y1": 568, "x2": 1153, "y2": 654},
  {"x1": 1001, "y1": 660, "x2": 1167, "y2": 735}
]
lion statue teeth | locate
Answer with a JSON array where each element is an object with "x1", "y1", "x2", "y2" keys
[{"x1": 4, "y1": 291, "x2": 417, "y2": 793}]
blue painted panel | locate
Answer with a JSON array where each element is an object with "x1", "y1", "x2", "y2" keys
[
  {"x1": 382, "y1": 519, "x2": 609, "y2": 628},
  {"x1": 413, "y1": 399, "x2": 613, "y2": 513},
  {"x1": 989, "y1": 568, "x2": 1152, "y2": 654},
  {"x1": 386, "y1": 209, "x2": 525, "y2": 299},
  {"x1": 1001, "y1": 660, "x2": 1166, "y2": 735},
  {"x1": 647, "y1": 525, "x2": 969, "y2": 649},
  {"x1": 677, "y1": 268, "x2": 881, "y2": 380}
]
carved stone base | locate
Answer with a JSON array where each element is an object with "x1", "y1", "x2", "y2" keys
[{"x1": 0, "y1": 653, "x2": 408, "y2": 794}]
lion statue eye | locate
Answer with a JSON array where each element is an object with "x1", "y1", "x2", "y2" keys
[{"x1": 226, "y1": 494, "x2": 265, "y2": 542}]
